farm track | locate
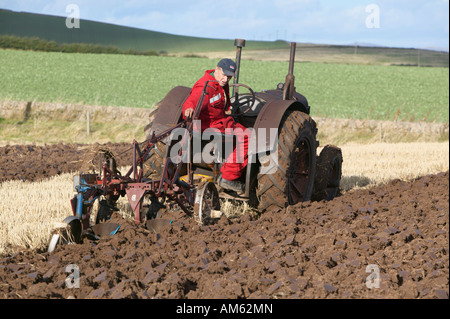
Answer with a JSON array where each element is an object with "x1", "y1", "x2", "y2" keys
[{"x1": 0, "y1": 143, "x2": 448, "y2": 299}]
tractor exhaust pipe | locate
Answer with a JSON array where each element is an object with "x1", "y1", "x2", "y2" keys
[
  {"x1": 283, "y1": 42, "x2": 296, "y2": 100},
  {"x1": 232, "y1": 38, "x2": 246, "y2": 98},
  {"x1": 288, "y1": 41, "x2": 296, "y2": 75}
]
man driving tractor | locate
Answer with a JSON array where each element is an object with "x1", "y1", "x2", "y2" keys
[{"x1": 182, "y1": 58, "x2": 250, "y2": 193}]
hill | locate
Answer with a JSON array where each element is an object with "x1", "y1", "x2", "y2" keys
[{"x1": 0, "y1": 9, "x2": 288, "y2": 53}]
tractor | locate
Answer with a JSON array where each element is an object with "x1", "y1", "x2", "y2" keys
[{"x1": 143, "y1": 39, "x2": 343, "y2": 213}]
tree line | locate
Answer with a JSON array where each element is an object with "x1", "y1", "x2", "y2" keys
[{"x1": 0, "y1": 35, "x2": 160, "y2": 56}]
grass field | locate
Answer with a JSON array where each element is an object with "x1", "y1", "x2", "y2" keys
[{"x1": 1, "y1": 49, "x2": 448, "y2": 123}]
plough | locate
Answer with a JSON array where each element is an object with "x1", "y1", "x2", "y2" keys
[{"x1": 48, "y1": 81, "x2": 224, "y2": 252}]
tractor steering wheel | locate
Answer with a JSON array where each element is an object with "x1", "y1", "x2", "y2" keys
[{"x1": 229, "y1": 83, "x2": 256, "y2": 116}]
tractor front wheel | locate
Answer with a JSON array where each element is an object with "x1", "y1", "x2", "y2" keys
[{"x1": 312, "y1": 145, "x2": 343, "y2": 201}]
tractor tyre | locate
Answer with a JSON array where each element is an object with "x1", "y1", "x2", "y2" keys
[
  {"x1": 256, "y1": 110, "x2": 317, "y2": 212},
  {"x1": 312, "y1": 145, "x2": 343, "y2": 202}
]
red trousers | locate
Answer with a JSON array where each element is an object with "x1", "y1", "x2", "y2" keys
[{"x1": 208, "y1": 117, "x2": 250, "y2": 181}]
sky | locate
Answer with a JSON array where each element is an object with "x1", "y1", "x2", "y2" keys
[{"x1": 1, "y1": 0, "x2": 449, "y2": 51}]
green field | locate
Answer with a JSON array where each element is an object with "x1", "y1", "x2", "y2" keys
[{"x1": 0, "y1": 49, "x2": 448, "y2": 123}]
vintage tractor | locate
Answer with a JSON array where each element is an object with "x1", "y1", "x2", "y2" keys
[
  {"x1": 47, "y1": 39, "x2": 342, "y2": 252},
  {"x1": 143, "y1": 39, "x2": 343, "y2": 212}
]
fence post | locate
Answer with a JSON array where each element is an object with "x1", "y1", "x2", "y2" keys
[{"x1": 87, "y1": 111, "x2": 90, "y2": 135}]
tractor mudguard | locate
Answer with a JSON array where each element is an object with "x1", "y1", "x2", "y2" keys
[
  {"x1": 147, "y1": 86, "x2": 191, "y2": 138},
  {"x1": 251, "y1": 99, "x2": 307, "y2": 155}
]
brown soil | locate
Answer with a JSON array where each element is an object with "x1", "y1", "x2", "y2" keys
[
  {"x1": 0, "y1": 143, "x2": 448, "y2": 299},
  {"x1": 0, "y1": 143, "x2": 133, "y2": 183}
]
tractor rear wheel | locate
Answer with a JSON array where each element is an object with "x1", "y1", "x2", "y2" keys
[
  {"x1": 256, "y1": 110, "x2": 317, "y2": 211},
  {"x1": 312, "y1": 145, "x2": 343, "y2": 201}
]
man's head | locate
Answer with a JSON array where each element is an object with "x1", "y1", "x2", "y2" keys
[{"x1": 214, "y1": 58, "x2": 236, "y2": 87}]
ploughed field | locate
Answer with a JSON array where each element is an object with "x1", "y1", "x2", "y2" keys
[{"x1": 0, "y1": 143, "x2": 448, "y2": 299}]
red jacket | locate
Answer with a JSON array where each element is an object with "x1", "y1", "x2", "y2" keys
[{"x1": 183, "y1": 70, "x2": 234, "y2": 132}]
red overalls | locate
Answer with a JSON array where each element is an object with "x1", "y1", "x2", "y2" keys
[{"x1": 183, "y1": 70, "x2": 249, "y2": 181}]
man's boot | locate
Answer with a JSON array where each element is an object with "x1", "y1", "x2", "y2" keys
[{"x1": 217, "y1": 174, "x2": 244, "y2": 193}]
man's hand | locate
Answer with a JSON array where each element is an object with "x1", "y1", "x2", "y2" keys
[{"x1": 184, "y1": 108, "x2": 194, "y2": 119}]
